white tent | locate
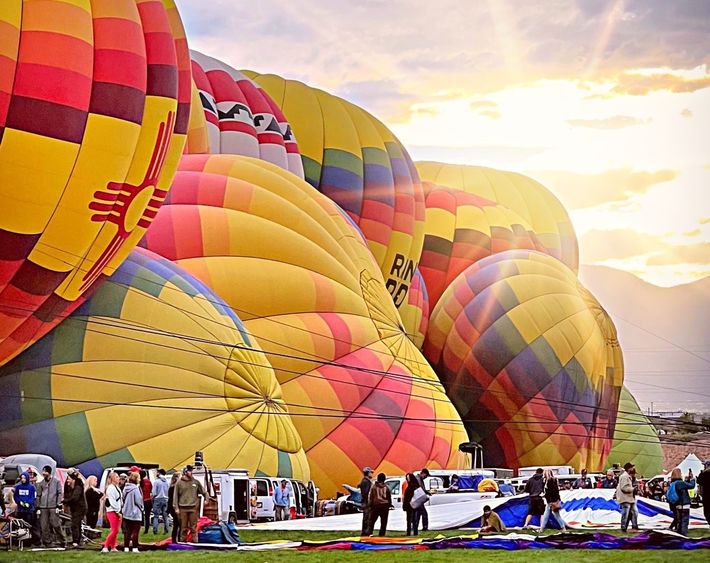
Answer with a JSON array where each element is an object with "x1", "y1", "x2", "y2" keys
[{"x1": 676, "y1": 453, "x2": 704, "y2": 477}]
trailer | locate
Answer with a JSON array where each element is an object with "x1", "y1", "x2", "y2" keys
[{"x1": 194, "y1": 468, "x2": 250, "y2": 526}]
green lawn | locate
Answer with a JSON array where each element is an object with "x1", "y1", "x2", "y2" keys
[{"x1": 2, "y1": 529, "x2": 708, "y2": 562}]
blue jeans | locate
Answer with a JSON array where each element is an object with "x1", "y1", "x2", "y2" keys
[
  {"x1": 540, "y1": 504, "x2": 566, "y2": 530},
  {"x1": 619, "y1": 502, "x2": 633, "y2": 531},
  {"x1": 676, "y1": 507, "x2": 690, "y2": 536},
  {"x1": 152, "y1": 497, "x2": 169, "y2": 533}
]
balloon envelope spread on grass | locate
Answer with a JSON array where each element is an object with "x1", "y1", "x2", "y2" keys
[
  {"x1": 140, "y1": 154, "x2": 467, "y2": 496},
  {"x1": 607, "y1": 386, "x2": 663, "y2": 477},
  {"x1": 0, "y1": 0, "x2": 191, "y2": 366},
  {"x1": 416, "y1": 162, "x2": 579, "y2": 273},
  {"x1": 0, "y1": 247, "x2": 309, "y2": 480},
  {"x1": 424, "y1": 250, "x2": 623, "y2": 471},
  {"x1": 241, "y1": 71, "x2": 426, "y2": 312}
]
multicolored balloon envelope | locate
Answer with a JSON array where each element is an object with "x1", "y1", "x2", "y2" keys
[
  {"x1": 0, "y1": 0, "x2": 191, "y2": 366},
  {"x1": 0, "y1": 248, "x2": 309, "y2": 480},
  {"x1": 186, "y1": 51, "x2": 304, "y2": 178},
  {"x1": 416, "y1": 162, "x2": 579, "y2": 273},
  {"x1": 607, "y1": 386, "x2": 663, "y2": 477},
  {"x1": 419, "y1": 180, "x2": 541, "y2": 313},
  {"x1": 141, "y1": 154, "x2": 466, "y2": 495},
  {"x1": 241, "y1": 71, "x2": 425, "y2": 312},
  {"x1": 425, "y1": 250, "x2": 623, "y2": 471},
  {"x1": 398, "y1": 268, "x2": 429, "y2": 349}
]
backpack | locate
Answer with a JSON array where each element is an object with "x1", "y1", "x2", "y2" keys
[{"x1": 666, "y1": 482, "x2": 679, "y2": 504}]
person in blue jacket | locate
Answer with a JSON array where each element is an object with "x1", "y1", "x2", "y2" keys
[
  {"x1": 668, "y1": 467, "x2": 695, "y2": 536},
  {"x1": 13, "y1": 472, "x2": 36, "y2": 525}
]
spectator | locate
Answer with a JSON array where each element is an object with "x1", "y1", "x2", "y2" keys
[
  {"x1": 173, "y1": 465, "x2": 205, "y2": 542},
  {"x1": 697, "y1": 461, "x2": 710, "y2": 529},
  {"x1": 523, "y1": 468, "x2": 545, "y2": 529},
  {"x1": 119, "y1": 473, "x2": 128, "y2": 492},
  {"x1": 540, "y1": 470, "x2": 566, "y2": 531},
  {"x1": 121, "y1": 472, "x2": 144, "y2": 552},
  {"x1": 416, "y1": 468, "x2": 431, "y2": 531},
  {"x1": 359, "y1": 467, "x2": 374, "y2": 536},
  {"x1": 668, "y1": 468, "x2": 695, "y2": 536},
  {"x1": 167, "y1": 473, "x2": 181, "y2": 544},
  {"x1": 448, "y1": 474, "x2": 460, "y2": 492},
  {"x1": 367, "y1": 473, "x2": 392, "y2": 537},
  {"x1": 574, "y1": 469, "x2": 593, "y2": 489},
  {"x1": 84, "y1": 476, "x2": 102, "y2": 529},
  {"x1": 273, "y1": 480, "x2": 292, "y2": 522},
  {"x1": 616, "y1": 462, "x2": 636, "y2": 533},
  {"x1": 35, "y1": 465, "x2": 65, "y2": 548},
  {"x1": 480, "y1": 505, "x2": 507, "y2": 533},
  {"x1": 139, "y1": 470, "x2": 153, "y2": 534},
  {"x1": 402, "y1": 473, "x2": 423, "y2": 536},
  {"x1": 627, "y1": 472, "x2": 640, "y2": 531},
  {"x1": 64, "y1": 471, "x2": 87, "y2": 547},
  {"x1": 13, "y1": 472, "x2": 36, "y2": 532},
  {"x1": 600, "y1": 470, "x2": 618, "y2": 489},
  {"x1": 101, "y1": 472, "x2": 123, "y2": 553},
  {"x1": 152, "y1": 469, "x2": 170, "y2": 535}
]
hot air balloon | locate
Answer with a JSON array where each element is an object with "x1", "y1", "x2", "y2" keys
[
  {"x1": 416, "y1": 162, "x2": 579, "y2": 272},
  {"x1": 425, "y1": 250, "x2": 623, "y2": 470},
  {"x1": 186, "y1": 51, "x2": 304, "y2": 178},
  {"x1": 420, "y1": 180, "x2": 541, "y2": 312},
  {"x1": 141, "y1": 154, "x2": 466, "y2": 495},
  {"x1": 241, "y1": 71, "x2": 425, "y2": 311},
  {"x1": 0, "y1": 0, "x2": 191, "y2": 366},
  {"x1": 607, "y1": 387, "x2": 663, "y2": 477},
  {"x1": 0, "y1": 248, "x2": 308, "y2": 479},
  {"x1": 399, "y1": 268, "x2": 429, "y2": 349}
]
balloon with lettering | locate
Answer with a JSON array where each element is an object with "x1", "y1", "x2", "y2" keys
[
  {"x1": 0, "y1": 0, "x2": 191, "y2": 366},
  {"x1": 0, "y1": 248, "x2": 309, "y2": 480},
  {"x1": 141, "y1": 154, "x2": 466, "y2": 495},
  {"x1": 241, "y1": 71, "x2": 425, "y2": 311},
  {"x1": 425, "y1": 250, "x2": 623, "y2": 470},
  {"x1": 416, "y1": 162, "x2": 578, "y2": 272},
  {"x1": 186, "y1": 51, "x2": 304, "y2": 178}
]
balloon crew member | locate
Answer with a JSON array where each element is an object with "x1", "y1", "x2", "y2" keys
[
  {"x1": 540, "y1": 469, "x2": 566, "y2": 531},
  {"x1": 359, "y1": 467, "x2": 373, "y2": 535},
  {"x1": 152, "y1": 468, "x2": 171, "y2": 534},
  {"x1": 523, "y1": 468, "x2": 545, "y2": 529},
  {"x1": 697, "y1": 460, "x2": 710, "y2": 530},
  {"x1": 121, "y1": 471, "x2": 144, "y2": 552},
  {"x1": 616, "y1": 462, "x2": 636, "y2": 532},
  {"x1": 64, "y1": 470, "x2": 87, "y2": 547},
  {"x1": 167, "y1": 473, "x2": 181, "y2": 543},
  {"x1": 273, "y1": 480, "x2": 292, "y2": 521},
  {"x1": 367, "y1": 473, "x2": 393, "y2": 537},
  {"x1": 480, "y1": 505, "x2": 507, "y2": 533},
  {"x1": 415, "y1": 468, "x2": 431, "y2": 531},
  {"x1": 13, "y1": 472, "x2": 36, "y2": 539},
  {"x1": 36, "y1": 465, "x2": 65, "y2": 548},
  {"x1": 173, "y1": 465, "x2": 205, "y2": 542},
  {"x1": 101, "y1": 472, "x2": 123, "y2": 553}
]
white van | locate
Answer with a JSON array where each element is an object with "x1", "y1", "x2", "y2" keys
[{"x1": 249, "y1": 477, "x2": 318, "y2": 521}]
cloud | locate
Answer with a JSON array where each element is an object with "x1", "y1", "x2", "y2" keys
[
  {"x1": 681, "y1": 108, "x2": 693, "y2": 118},
  {"x1": 580, "y1": 229, "x2": 660, "y2": 262},
  {"x1": 335, "y1": 79, "x2": 416, "y2": 122},
  {"x1": 610, "y1": 72, "x2": 710, "y2": 96},
  {"x1": 567, "y1": 115, "x2": 651, "y2": 129},
  {"x1": 479, "y1": 109, "x2": 502, "y2": 120},
  {"x1": 469, "y1": 100, "x2": 498, "y2": 111},
  {"x1": 528, "y1": 168, "x2": 678, "y2": 209},
  {"x1": 646, "y1": 242, "x2": 710, "y2": 266}
]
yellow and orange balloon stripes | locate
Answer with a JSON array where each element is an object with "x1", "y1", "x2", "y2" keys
[{"x1": 0, "y1": 0, "x2": 190, "y2": 365}]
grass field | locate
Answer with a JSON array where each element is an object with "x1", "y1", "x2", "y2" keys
[{"x1": 3, "y1": 529, "x2": 708, "y2": 562}]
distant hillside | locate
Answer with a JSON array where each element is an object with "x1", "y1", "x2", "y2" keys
[{"x1": 579, "y1": 265, "x2": 710, "y2": 414}]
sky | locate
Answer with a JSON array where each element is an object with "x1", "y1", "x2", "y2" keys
[{"x1": 179, "y1": 0, "x2": 709, "y2": 287}]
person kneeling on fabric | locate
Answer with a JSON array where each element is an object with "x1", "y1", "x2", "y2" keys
[{"x1": 480, "y1": 505, "x2": 506, "y2": 533}]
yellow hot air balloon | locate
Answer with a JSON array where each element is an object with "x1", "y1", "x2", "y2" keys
[
  {"x1": 141, "y1": 154, "x2": 467, "y2": 495},
  {"x1": 0, "y1": 0, "x2": 191, "y2": 365},
  {"x1": 0, "y1": 248, "x2": 308, "y2": 480},
  {"x1": 416, "y1": 162, "x2": 579, "y2": 272}
]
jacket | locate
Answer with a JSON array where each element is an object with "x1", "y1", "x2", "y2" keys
[
  {"x1": 359, "y1": 477, "x2": 372, "y2": 507},
  {"x1": 368, "y1": 482, "x2": 392, "y2": 507},
  {"x1": 152, "y1": 475, "x2": 169, "y2": 499},
  {"x1": 402, "y1": 482, "x2": 415, "y2": 511},
  {"x1": 544, "y1": 478, "x2": 561, "y2": 503},
  {"x1": 669, "y1": 478, "x2": 695, "y2": 507},
  {"x1": 574, "y1": 476, "x2": 593, "y2": 489},
  {"x1": 65, "y1": 481, "x2": 87, "y2": 514},
  {"x1": 600, "y1": 477, "x2": 618, "y2": 489},
  {"x1": 105, "y1": 483, "x2": 122, "y2": 513},
  {"x1": 524, "y1": 473, "x2": 544, "y2": 497},
  {"x1": 36, "y1": 476, "x2": 63, "y2": 509},
  {"x1": 140, "y1": 478, "x2": 153, "y2": 502},
  {"x1": 273, "y1": 485, "x2": 291, "y2": 508},
  {"x1": 13, "y1": 473, "x2": 36, "y2": 511},
  {"x1": 483, "y1": 510, "x2": 506, "y2": 532},
  {"x1": 616, "y1": 471, "x2": 635, "y2": 504},
  {"x1": 121, "y1": 482, "x2": 144, "y2": 521},
  {"x1": 173, "y1": 475, "x2": 205, "y2": 510}
]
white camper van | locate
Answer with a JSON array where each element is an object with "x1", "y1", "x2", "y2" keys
[{"x1": 194, "y1": 468, "x2": 251, "y2": 525}]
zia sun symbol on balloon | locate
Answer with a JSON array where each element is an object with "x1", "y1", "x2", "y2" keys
[{"x1": 80, "y1": 111, "x2": 175, "y2": 291}]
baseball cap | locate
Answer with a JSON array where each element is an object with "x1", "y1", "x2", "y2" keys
[
  {"x1": 129, "y1": 465, "x2": 141, "y2": 472},
  {"x1": 183, "y1": 464, "x2": 194, "y2": 474}
]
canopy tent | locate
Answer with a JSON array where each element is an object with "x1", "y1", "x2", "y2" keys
[{"x1": 676, "y1": 453, "x2": 704, "y2": 476}]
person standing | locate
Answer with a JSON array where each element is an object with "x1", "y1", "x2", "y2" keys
[
  {"x1": 121, "y1": 472, "x2": 144, "y2": 552},
  {"x1": 416, "y1": 468, "x2": 431, "y2": 531},
  {"x1": 13, "y1": 472, "x2": 36, "y2": 534},
  {"x1": 167, "y1": 473, "x2": 181, "y2": 543},
  {"x1": 402, "y1": 473, "x2": 421, "y2": 536},
  {"x1": 101, "y1": 472, "x2": 123, "y2": 553},
  {"x1": 64, "y1": 471, "x2": 87, "y2": 547},
  {"x1": 367, "y1": 473, "x2": 392, "y2": 537},
  {"x1": 540, "y1": 469, "x2": 566, "y2": 531},
  {"x1": 84, "y1": 476, "x2": 102, "y2": 529},
  {"x1": 173, "y1": 465, "x2": 205, "y2": 542},
  {"x1": 697, "y1": 460, "x2": 710, "y2": 530},
  {"x1": 627, "y1": 471, "x2": 640, "y2": 531},
  {"x1": 668, "y1": 468, "x2": 695, "y2": 536},
  {"x1": 152, "y1": 469, "x2": 170, "y2": 535},
  {"x1": 523, "y1": 468, "x2": 545, "y2": 529},
  {"x1": 139, "y1": 470, "x2": 153, "y2": 534},
  {"x1": 35, "y1": 465, "x2": 65, "y2": 548},
  {"x1": 574, "y1": 469, "x2": 593, "y2": 489},
  {"x1": 359, "y1": 467, "x2": 374, "y2": 535},
  {"x1": 600, "y1": 470, "x2": 618, "y2": 489},
  {"x1": 273, "y1": 480, "x2": 292, "y2": 521},
  {"x1": 616, "y1": 462, "x2": 636, "y2": 532}
]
